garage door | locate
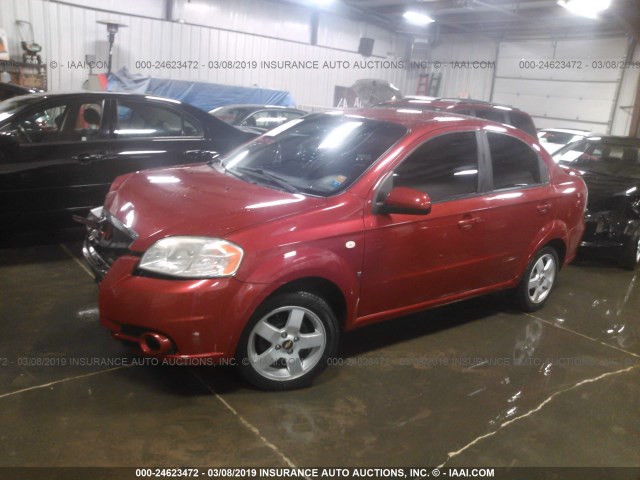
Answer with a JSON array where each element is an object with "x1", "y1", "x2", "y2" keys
[{"x1": 491, "y1": 37, "x2": 629, "y2": 133}]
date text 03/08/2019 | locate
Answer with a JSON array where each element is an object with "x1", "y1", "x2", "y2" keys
[{"x1": 134, "y1": 467, "x2": 497, "y2": 478}]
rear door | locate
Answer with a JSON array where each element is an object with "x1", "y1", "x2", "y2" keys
[
  {"x1": 107, "y1": 97, "x2": 210, "y2": 175},
  {"x1": 480, "y1": 130, "x2": 554, "y2": 284}
]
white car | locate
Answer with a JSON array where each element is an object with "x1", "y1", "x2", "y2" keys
[{"x1": 537, "y1": 128, "x2": 591, "y2": 155}]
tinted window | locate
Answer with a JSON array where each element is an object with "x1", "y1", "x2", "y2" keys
[
  {"x1": 488, "y1": 132, "x2": 542, "y2": 189},
  {"x1": 476, "y1": 108, "x2": 506, "y2": 123},
  {"x1": 12, "y1": 99, "x2": 105, "y2": 143},
  {"x1": 393, "y1": 131, "x2": 479, "y2": 202},
  {"x1": 115, "y1": 100, "x2": 203, "y2": 138},
  {"x1": 509, "y1": 111, "x2": 536, "y2": 137}
]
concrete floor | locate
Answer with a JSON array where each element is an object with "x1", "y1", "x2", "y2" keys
[{"x1": 1, "y1": 231, "x2": 639, "y2": 473}]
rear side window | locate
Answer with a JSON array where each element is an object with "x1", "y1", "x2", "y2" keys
[
  {"x1": 393, "y1": 131, "x2": 479, "y2": 202},
  {"x1": 115, "y1": 100, "x2": 203, "y2": 138},
  {"x1": 509, "y1": 111, "x2": 536, "y2": 137},
  {"x1": 476, "y1": 108, "x2": 506, "y2": 123},
  {"x1": 487, "y1": 132, "x2": 543, "y2": 190}
]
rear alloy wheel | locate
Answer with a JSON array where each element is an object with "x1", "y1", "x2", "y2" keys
[
  {"x1": 619, "y1": 231, "x2": 640, "y2": 270},
  {"x1": 514, "y1": 247, "x2": 559, "y2": 312},
  {"x1": 237, "y1": 292, "x2": 339, "y2": 390}
]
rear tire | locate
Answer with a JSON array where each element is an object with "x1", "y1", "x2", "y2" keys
[
  {"x1": 236, "y1": 292, "x2": 339, "y2": 390},
  {"x1": 619, "y1": 231, "x2": 640, "y2": 270},
  {"x1": 513, "y1": 246, "x2": 559, "y2": 312}
]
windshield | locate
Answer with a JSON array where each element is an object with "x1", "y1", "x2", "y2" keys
[
  {"x1": 0, "y1": 95, "x2": 41, "y2": 123},
  {"x1": 553, "y1": 139, "x2": 640, "y2": 179},
  {"x1": 218, "y1": 114, "x2": 407, "y2": 196}
]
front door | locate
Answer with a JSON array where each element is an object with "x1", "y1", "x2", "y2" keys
[
  {"x1": 359, "y1": 130, "x2": 491, "y2": 320},
  {"x1": 0, "y1": 96, "x2": 110, "y2": 223}
]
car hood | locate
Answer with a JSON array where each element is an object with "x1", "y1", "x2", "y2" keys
[
  {"x1": 580, "y1": 170, "x2": 640, "y2": 211},
  {"x1": 105, "y1": 164, "x2": 326, "y2": 251}
]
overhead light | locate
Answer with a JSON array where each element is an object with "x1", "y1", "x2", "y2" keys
[
  {"x1": 403, "y1": 11, "x2": 435, "y2": 26},
  {"x1": 558, "y1": 0, "x2": 611, "y2": 19},
  {"x1": 310, "y1": 0, "x2": 334, "y2": 6}
]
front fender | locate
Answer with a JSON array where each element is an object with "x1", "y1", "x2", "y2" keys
[{"x1": 222, "y1": 241, "x2": 364, "y2": 355}]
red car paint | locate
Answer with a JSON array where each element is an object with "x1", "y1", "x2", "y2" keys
[{"x1": 94, "y1": 109, "x2": 586, "y2": 362}]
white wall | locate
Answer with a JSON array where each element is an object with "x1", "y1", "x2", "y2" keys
[
  {"x1": 403, "y1": 33, "x2": 637, "y2": 135},
  {"x1": 400, "y1": 35, "x2": 498, "y2": 99},
  {"x1": 492, "y1": 37, "x2": 632, "y2": 135},
  {"x1": 0, "y1": 0, "x2": 409, "y2": 107}
]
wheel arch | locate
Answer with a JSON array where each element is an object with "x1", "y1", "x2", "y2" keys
[{"x1": 261, "y1": 276, "x2": 348, "y2": 330}]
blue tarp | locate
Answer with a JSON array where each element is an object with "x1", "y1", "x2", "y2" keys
[{"x1": 107, "y1": 67, "x2": 296, "y2": 111}]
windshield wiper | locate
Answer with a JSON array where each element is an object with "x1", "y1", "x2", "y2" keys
[{"x1": 233, "y1": 166, "x2": 299, "y2": 193}]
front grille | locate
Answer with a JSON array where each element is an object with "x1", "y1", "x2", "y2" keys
[{"x1": 81, "y1": 208, "x2": 138, "y2": 280}]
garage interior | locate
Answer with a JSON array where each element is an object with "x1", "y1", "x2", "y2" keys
[{"x1": 1, "y1": 0, "x2": 640, "y2": 475}]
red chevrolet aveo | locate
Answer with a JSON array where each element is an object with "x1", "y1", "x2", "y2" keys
[{"x1": 82, "y1": 109, "x2": 587, "y2": 390}]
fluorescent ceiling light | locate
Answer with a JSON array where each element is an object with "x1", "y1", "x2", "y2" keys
[
  {"x1": 558, "y1": 0, "x2": 611, "y2": 19},
  {"x1": 403, "y1": 11, "x2": 435, "y2": 26}
]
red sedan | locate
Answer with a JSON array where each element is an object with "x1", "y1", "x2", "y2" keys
[{"x1": 81, "y1": 109, "x2": 587, "y2": 390}]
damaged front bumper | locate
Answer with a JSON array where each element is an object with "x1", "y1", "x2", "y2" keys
[
  {"x1": 74, "y1": 206, "x2": 138, "y2": 281},
  {"x1": 581, "y1": 210, "x2": 639, "y2": 250}
]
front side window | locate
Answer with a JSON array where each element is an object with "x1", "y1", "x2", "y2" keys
[
  {"x1": 487, "y1": 132, "x2": 543, "y2": 190},
  {"x1": 115, "y1": 100, "x2": 203, "y2": 138},
  {"x1": 392, "y1": 131, "x2": 479, "y2": 202},
  {"x1": 11, "y1": 99, "x2": 105, "y2": 144},
  {"x1": 219, "y1": 114, "x2": 407, "y2": 196}
]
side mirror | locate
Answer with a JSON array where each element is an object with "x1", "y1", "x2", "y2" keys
[{"x1": 379, "y1": 187, "x2": 431, "y2": 215}]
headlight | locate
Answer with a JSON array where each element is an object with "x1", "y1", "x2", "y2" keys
[{"x1": 139, "y1": 237, "x2": 243, "y2": 278}]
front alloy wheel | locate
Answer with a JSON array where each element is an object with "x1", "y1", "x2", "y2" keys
[
  {"x1": 514, "y1": 246, "x2": 559, "y2": 312},
  {"x1": 237, "y1": 292, "x2": 339, "y2": 390}
]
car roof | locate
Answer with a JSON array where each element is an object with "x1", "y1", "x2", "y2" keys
[
  {"x1": 337, "y1": 108, "x2": 521, "y2": 133},
  {"x1": 212, "y1": 104, "x2": 305, "y2": 111},
  {"x1": 382, "y1": 97, "x2": 526, "y2": 113},
  {"x1": 0, "y1": 82, "x2": 42, "y2": 94},
  {"x1": 583, "y1": 135, "x2": 640, "y2": 146},
  {"x1": 539, "y1": 128, "x2": 591, "y2": 135}
]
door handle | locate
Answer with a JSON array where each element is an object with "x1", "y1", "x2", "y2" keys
[
  {"x1": 458, "y1": 215, "x2": 480, "y2": 231},
  {"x1": 72, "y1": 153, "x2": 104, "y2": 164},
  {"x1": 536, "y1": 202, "x2": 552, "y2": 214}
]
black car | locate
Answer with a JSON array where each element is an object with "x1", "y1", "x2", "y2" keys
[
  {"x1": 0, "y1": 92, "x2": 256, "y2": 226},
  {"x1": 554, "y1": 136, "x2": 640, "y2": 269},
  {"x1": 209, "y1": 104, "x2": 306, "y2": 132},
  {"x1": 0, "y1": 82, "x2": 43, "y2": 101}
]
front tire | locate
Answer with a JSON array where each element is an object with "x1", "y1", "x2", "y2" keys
[
  {"x1": 236, "y1": 292, "x2": 339, "y2": 390},
  {"x1": 619, "y1": 231, "x2": 640, "y2": 270},
  {"x1": 513, "y1": 247, "x2": 559, "y2": 312}
]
